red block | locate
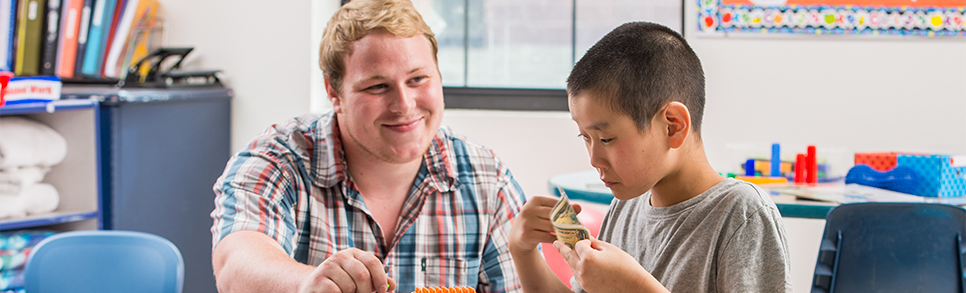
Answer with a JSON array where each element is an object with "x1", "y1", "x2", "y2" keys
[
  {"x1": 854, "y1": 152, "x2": 899, "y2": 171},
  {"x1": 807, "y1": 146, "x2": 817, "y2": 184},
  {"x1": 795, "y1": 153, "x2": 806, "y2": 184}
]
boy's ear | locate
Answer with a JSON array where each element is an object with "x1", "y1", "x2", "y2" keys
[
  {"x1": 663, "y1": 101, "x2": 691, "y2": 149},
  {"x1": 324, "y1": 77, "x2": 343, "y2": 113}
]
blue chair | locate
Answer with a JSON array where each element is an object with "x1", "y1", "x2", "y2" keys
[
  {"x1": 23, "y1": 230, "x2": 184, "y2": 293},
  {"x1": 811, "y1": 202, "x2": 966, "y2": 293}
]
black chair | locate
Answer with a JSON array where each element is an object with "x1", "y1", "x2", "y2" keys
[{"x1": 811, "y1": 202, "x2": 966, "y2": 293}]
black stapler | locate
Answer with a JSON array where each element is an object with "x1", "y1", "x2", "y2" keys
[{"x1": 122, "y1": 47, "x2": 223, "y2": 88}]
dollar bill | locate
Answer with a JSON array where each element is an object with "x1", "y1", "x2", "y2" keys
[
  {"x1": 551, "y1": 190, "x2": 581, "y2": 226},
  {"x1": 552, "y1": 187, "x2": 591, "y2": 249}
]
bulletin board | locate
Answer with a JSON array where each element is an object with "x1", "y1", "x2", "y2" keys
[{"x1": 697, "y1": 0, "x2": 966, "y2": 37}]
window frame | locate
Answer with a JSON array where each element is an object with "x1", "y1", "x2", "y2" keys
[
  {"x1": 439, "y1": 0, "x2": 685, "y2": 111},
  {"x1": 323, "y1": 0, "x2": 686, "y2": 112},
  {"x1": 443, "y1": 87, "x2": 570, "y2": 111}
]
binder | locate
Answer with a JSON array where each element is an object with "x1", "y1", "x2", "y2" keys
[
  {"x1": 102, "y1": 0, "x2": 154, "y2": 78},
  {"x1": 14, "y1": 0, "x2": 46, "y2": 75},
  {"x1": 100, "y1": 0, "x2": 123, "y2": 76},
  {"x1": 0, "y1": 0, "x2": 16, "y2": 71},
  {"x1": 54, "y1": 0, "x2": 81, "y2": 77},
  {"x1": 39, "y1": 0, "x2": 60, "y2": 75},
  {"x1": 71, "y1": 0, "x2": 92, "y2": 77},
  {"x1": 79, "y1": 0, "x2": 110, "y2": 77}
]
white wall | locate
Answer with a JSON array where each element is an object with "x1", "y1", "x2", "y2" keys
[
  {"x1": 160, "y1": 0, "x2": 315, "y2": 153},
  {"x1": 691, "y1": 36, "x2": 966, "y2": 171},
  {"x1": 441, "y1": 110, "x2": 590, "y2": 198}
]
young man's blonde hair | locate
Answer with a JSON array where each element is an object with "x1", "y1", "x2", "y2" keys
[{"x1": 320, "y1": 0, "x2": 439, "y2": 95}]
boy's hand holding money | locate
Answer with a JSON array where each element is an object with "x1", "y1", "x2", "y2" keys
[
  {"x1": 508, "y1": 196, "x2": 583, "y2": 256},
  {"x1": 549, "y1": 192, "x2": 591, "y2": 249},
  {"x1": 554, "y1": 239, "x2": 666, "y2": 293}
]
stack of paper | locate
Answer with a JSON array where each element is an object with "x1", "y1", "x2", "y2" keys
[{"x1": 765, "y1": 183, "x2": 966, "y2": 205}]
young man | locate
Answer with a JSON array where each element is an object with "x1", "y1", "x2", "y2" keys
[
  {"x1": 210, "y1": 1, "x2": 525, "y2": 292},
  {"x1": 509, "y1": 22, "x2": 792, "y2": 293}
]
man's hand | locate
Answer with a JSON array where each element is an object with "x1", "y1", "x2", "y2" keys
[
  {"x1": 508, "y1": 196, "x2": 581, "y2": 255},
  {"x1": 555, "y1": 239, "x2": 668, "y2": 293},
  {"x1": 297, "y1": 248, "x2": 397, "y2": 293}
]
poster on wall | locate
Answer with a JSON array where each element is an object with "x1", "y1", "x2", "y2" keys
[{"x1": 697, "y1": 0, "x2": 966, "y2": 37}]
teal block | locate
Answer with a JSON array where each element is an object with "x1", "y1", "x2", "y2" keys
[{"x1": 897, "y1": 154, "x2": 966, "y2": 197}]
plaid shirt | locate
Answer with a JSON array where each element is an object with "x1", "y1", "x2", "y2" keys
[{"x1": 211, "y1": 112, "x2": 525, "y2": 293}]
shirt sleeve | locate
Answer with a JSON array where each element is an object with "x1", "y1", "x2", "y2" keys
[
  {"x1": 478, "y1": 165, "x2": 527, "y2": 293},
  {"x1": 210, "y1": 135, "x2": 307, "y2": 255},
  {"x1": 717, "y1": 204, "x2": 793, "y2": 293}
]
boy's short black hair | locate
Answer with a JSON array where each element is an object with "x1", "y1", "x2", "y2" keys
[{"x1": 567, "y1": 22, "x2": 706, "y2": 135}]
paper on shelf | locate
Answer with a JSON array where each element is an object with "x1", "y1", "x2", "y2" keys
[
  {"x1": 764, "y1": 183, "x2": 966, "y2": 205},
  {"x1": 1, "y1": 76, "x2": 61, "y2": 106}
]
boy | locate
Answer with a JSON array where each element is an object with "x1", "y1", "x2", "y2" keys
[{"x1": 508, "y1": 22, "x2": 792, "y2": 292}]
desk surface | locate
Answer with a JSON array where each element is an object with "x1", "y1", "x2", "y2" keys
[{"x1": 549, "y1": 170, "x2": 838, "y2": 219}]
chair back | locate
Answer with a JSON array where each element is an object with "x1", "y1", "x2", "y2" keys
[
  {"x1": 23, "y1": 230, "x2": 184, "y2": 293},
  {"x1": 811, "y1": 202, "x2": 966, "y2": 293}
]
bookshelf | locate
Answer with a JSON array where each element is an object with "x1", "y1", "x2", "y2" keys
[
  {"x1": 2, "y1": 86, "x2": 230, "y2": 292},
  {"x1": 0, "y1": 99, "x2": 102, "y2": 231}
]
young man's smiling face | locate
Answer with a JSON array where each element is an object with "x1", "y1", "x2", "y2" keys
[
  {"x1": 569, "y1": 93, "x2": 672, "y2": 200},
  {"x1": 329, "y1": 29, "x2": 444, "y2": 164}
]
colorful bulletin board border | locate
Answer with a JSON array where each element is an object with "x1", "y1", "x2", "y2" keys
[{"x1": 697, "y1": 0, "x2": 966, "y2": 37}]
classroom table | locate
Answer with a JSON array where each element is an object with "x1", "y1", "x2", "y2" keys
[{"x1": 548, "y1": 170, "x2": 838, "y2": 219}]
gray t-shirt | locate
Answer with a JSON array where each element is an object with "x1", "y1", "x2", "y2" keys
[{"x1": 573, "y1": 178, "x2": 792, "y2": 293}]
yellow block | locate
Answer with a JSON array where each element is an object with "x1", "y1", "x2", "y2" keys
[{"x1": 735, "y1": 176, "x2": 788, "y2": 185}]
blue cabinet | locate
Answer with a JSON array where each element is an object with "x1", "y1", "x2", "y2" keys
[{"x1": 62, "y1": 86, "x2": 231, "y2": 293}]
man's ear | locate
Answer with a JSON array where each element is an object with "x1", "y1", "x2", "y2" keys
[
  {"x1": 324, "y1": 77, "x2": 342, "y2": 113},
  {"x1": 664, "y1": 101, "x2": 691, "y2": 149}
]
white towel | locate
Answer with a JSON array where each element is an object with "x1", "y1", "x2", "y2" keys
[
  {"x1": 0, "y1": 195, "x2": 25, "y2": 219},
  {"x1": 22, "y1": 183, "x2": 59, "y2": 215},
  {"x1": 0, "y1": 166, "x2": 49, "y2": 195},
  {"x1": 0, "y1": 116, "x2": 68, "y2": 169}
]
